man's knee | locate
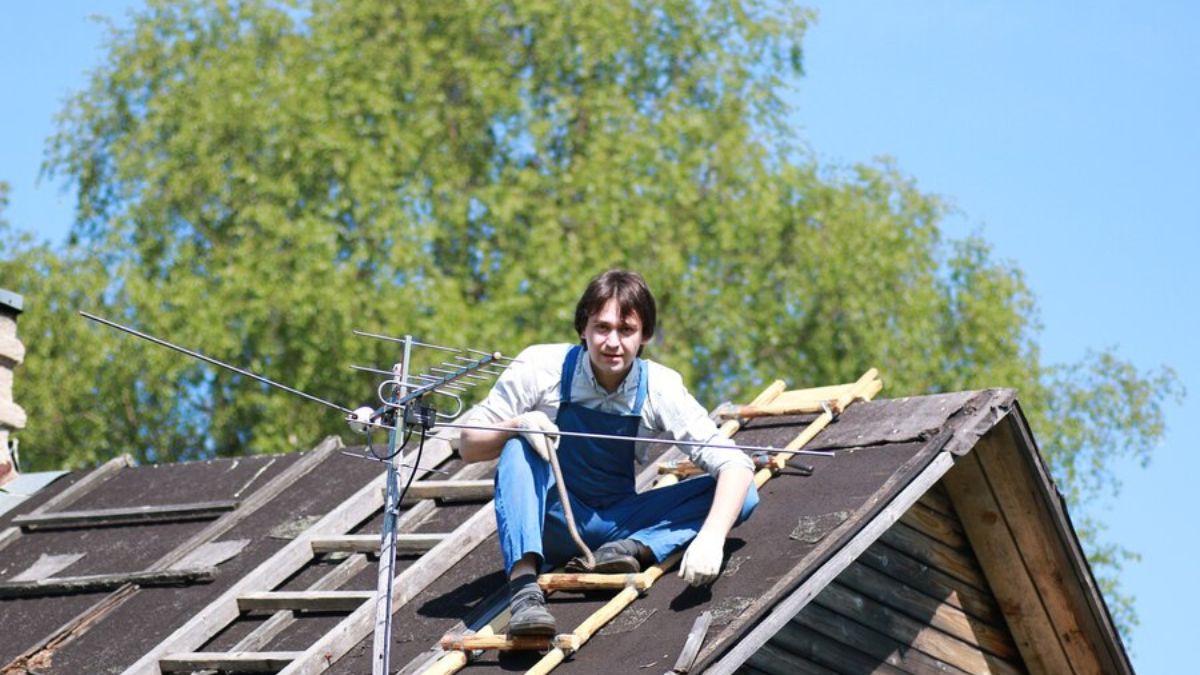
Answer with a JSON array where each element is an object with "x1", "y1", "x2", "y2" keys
[{"x1": 499, "y1": 436, "x2": 540, "y2": 466}]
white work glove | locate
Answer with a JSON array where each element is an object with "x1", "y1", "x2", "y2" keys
[
  {"x1": 679, "y1": 529, "x2": 725, "y2": 586},
  {"x1": 514, "y1": 411, "x2": 559, "y2": 462}
]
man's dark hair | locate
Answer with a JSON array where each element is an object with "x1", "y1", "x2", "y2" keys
[{"x1": 574, "y1": 269, "x2": 657, "y2": 340}]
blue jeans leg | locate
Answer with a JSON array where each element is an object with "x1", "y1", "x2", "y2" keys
[
  {"x1": 542, "y1": 475, "x2": 759, "y2": 565},
  {"x1": 493, "y1": 436, "x2": 555, "y2": 575}
]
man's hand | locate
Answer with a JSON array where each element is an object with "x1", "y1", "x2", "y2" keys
[
  {"x1": 514, "y1": 411, "x2": 559, "y2": 462},
  {"x1": 679, "y1": 529, "x2": 725, "y2": 586}
]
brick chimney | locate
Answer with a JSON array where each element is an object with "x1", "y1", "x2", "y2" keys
[{"x1": 0, "y1": 288, "x2": 26, "y2": 487}]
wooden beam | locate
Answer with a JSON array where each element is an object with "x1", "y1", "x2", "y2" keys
[
  {"x1": 671, "y1": 611, "x2": 712, "y2": 674},
  {"x1": 13, "y1": 500, "x2": 238, "y2": 531},
  {"x1": 813, "y1": 582, "x2": 1023, "y2": 675},
  {"x1": 0, "y1": 567, "x2": 214, "y2": 599},
  {"x1": 311, "y1": 533, "x2": 447, "y2": 554},
  {"x1": 792, "y1": 600, "x2": 970, "y2": 674},
  {"x1": 765, "y1": 621, "x2": 908, "y2": 675},
  {"x1": 835, "y1": 561, "x2": 1018, "y2": 659},
  {"x1": 743, "y1": 640, "x2": 840, "y2": 675},
  {"x1": 0, "y1": 454, "x2": 131, "y2": 552},
  {"x1": 970, "y1": 419, "x2": 1112, "y2": 674},
  {"x1": 160, "y1": 651, "x2": 302, "y2": 673},
  {"x1": 943, "y1": 447, "x2": 1076, "y2": 675},
  {"x1": 856, "y1": 539, "x2": 1004, "y2": 626},
  {"x1": 878, "y1": 521, "x2": 989, "y2": 591},
  {"x1": 238, "y1": 590, "x2": 374, "y2": 612},
  {"x1": 898, "y1": 501, "x2": 968, "y2": 550},
  {"x1": 402, "y1": 479, "x2": 493, "y2": 502}
]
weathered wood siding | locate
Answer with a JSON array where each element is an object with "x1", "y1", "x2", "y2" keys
[{"x1": 744, "y1": 483, "x2": 1028, "y2": 674}]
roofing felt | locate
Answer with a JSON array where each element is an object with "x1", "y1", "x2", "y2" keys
[
  {"x1": 323, "y1": 391, "x2": 1005, "y2": 674},
  {"x1": 0, "y1": 387, "x2": 1119, "y2": 674}
]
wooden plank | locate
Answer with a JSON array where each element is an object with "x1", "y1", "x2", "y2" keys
[
  {"x1": 311, "y1": 533, "x2": 447, "y2": 554},
  {"x1": 0, "y1": 454, "x2": 131, "y2": 552},
  {"x1": 971, "y1": 421, "x2": 1109, "y2": 674},
  {"x1": 793, "y1": 600, "x2": 971, "y2": 675},
  {"x1": 943, "y1": 449, "x2": 1075, "y2": 675},
  {"x1": 768, "y1": 621, "x2": 906, "y2": 675},
  {"x1": 671, "y1": 611, "x2": 712, "y2": 674},
  {"x1": 402, "y1": 479, "x2": 493, "y2": 502},
  {"x1": 278, "y1": 496, "x2": 498, "y2": 675},
  {"x1": 743, "y1": 641, "x2": 840, "y2": 675},
  {"x1": 160, "y1": 651, "x2": 302, "y2": 672},
  {"x1": 898, "y1": 500, "x2": 968, "y2": 550},
  {"x1": 0, "y1": 567, "x2": 215, "y2": 599},
  {"x1": 702, "y1": 450, "x2": 952, "y2": 675},
  {"x1": 14, "y1": 500, "x2": 238, "y2": 530},
  {"x1": 878, "y1": 521, "x2": 989, "y2": 591},
  {"x1": 917, "y1": 480, "x2": 957, "y2": 519},
  {"x1": 238, "y1": 590, "x2": 374, "y2": 612},
  {"x1": 836, "y1": 560, "x2": 1018, "y2": 659},
  {"x1": 815, "y1": 582, "x2": 1024, "y2": 675},
  {"x1": 857, "y1": 540, "x2": 1005, "y2": 626}
]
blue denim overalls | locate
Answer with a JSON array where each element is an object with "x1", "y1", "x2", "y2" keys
[{"x1": 493, "y1": 345, "x2": 759, "y2": 574}]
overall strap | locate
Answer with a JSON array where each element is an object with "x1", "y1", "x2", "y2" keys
[
  {"x1": 631, "y1": 359, "x2": 649, "y2": 415},
  {"x1": 560, "y1": 344, "x2": 582, "y2": 405}
]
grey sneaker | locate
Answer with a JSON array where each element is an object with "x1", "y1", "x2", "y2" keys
[
  {"x1": 565, "y1": 539, "x2": 652, "y2": 574},
  {"x1": 508, "y1": 586, "x2": 556, "y2": 637}
]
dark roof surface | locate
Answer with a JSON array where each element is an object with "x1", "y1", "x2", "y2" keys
[{"x1": 0, "y1": 388, "x2": 1119, "y2": 675}]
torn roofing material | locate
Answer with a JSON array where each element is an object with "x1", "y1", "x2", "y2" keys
[{"x1": 0, "y1": 389, "x2": 1131, "y2": 675}]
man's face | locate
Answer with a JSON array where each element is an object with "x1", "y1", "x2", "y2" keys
[{"x1": 581, "y1": 298, "x2": 647, "y2": 391}]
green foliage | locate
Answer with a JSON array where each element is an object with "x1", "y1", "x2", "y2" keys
[{"x1": 0, "y1": 0, "x2": 1181, "y2": 637}]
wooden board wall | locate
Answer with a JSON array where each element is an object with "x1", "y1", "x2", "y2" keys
[{"x1": 745, "y1": 482, "x2": 1029, "y2": 674}]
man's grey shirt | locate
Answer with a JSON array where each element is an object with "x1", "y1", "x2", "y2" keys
[{"x1": 468, "y1": 343, "x2": 753, "y2": 476}]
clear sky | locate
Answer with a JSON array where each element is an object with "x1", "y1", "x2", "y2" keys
[{"x1": 1, "y1": 3, "x2": 1195, "y2": 672}]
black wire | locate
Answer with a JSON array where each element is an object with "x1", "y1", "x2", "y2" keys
[
  {"x1": 367, "y1": 407, "x2": 411, "y2": 461},
  {"x1": 397, "y1": 424, "x2": 427, "y2": 506}
]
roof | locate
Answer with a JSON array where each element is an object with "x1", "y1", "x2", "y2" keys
[{"x1": 0, "y1": 389, "x2": 1131, "y2": 674}]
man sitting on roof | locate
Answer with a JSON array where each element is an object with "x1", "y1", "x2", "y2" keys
[{"x1": 459, "y1": 269, "x2": 759, "y2": 637}]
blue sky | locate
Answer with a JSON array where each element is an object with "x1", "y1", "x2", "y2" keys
[{"x1": 1, "y1": 3, "x2": 1195, "y2": 672}]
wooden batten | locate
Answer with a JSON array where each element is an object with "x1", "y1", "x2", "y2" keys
[
  {"x1": 878, "y1": 521, "x2": 989, "y2": 591},
  {"x1": 13, "y1": 500, "x2": 238, "y2": 531},
  {"x1": 814, "y1": 582, "x2": 1023, "y2": 675},
  {"x1": 856, "y1": 540, "x2": 1005, "y2": 627},
  {"x1": 834, "y1": 561, "x2": 1018, "y2": 659},
  {"x1": 159, "y1": 651, "x2": 302, "y2": 672},
  {"x1": 898, "y1": 500, "x2": 967, "y2": 550},
  {"x1": 0, "y1": 567, "x2": 215, "y2": 599},
  {"x1": 943, "y1": 415, "x2": 1125, "y2": 675},
  {"x1": 401, "y1": 479, "x2": 494, "y2": 502},
  {"x1": 311, "y1": 533, "x2": 447, "y2": 554},
  {"x1": 237, "y1": 590, "x2": 374, "y2": 612}
]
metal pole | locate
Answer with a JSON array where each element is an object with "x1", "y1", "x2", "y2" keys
[
  {"x1": 80, "y1": 311, "x2": 354, "y2": 414},
  {"x1": 373, "y1": 338, "x2": 412, "y2": 675},
  {"x1": 427, "y1": 421, "x2": 836, "y2": 458}
]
